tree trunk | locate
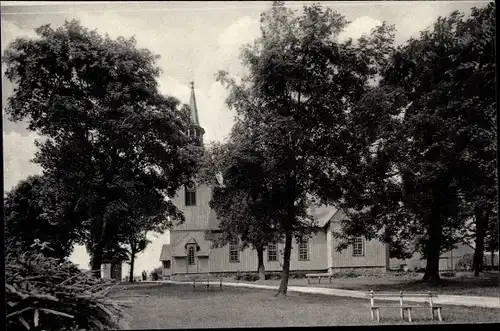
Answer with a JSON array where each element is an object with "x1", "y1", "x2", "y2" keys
[
  {"x1": 473, "y1": 216, "x2": 486, "y2": 277},
  {"x1": 276, "y1": 231, "x2": 293, "y2": 296},
  {"x1": 473, "y1": 208, "x2": 490, "y2": 276},
  {"x1": 422, "y1": 213, "x2": 442, "y2": 283},
  {"x1": 257, "y1": 246, "x2": 266, "y2": 280},
  {"x1": 90, "y1": 215, "x2": 108, "y2": 279},
  {"x1": 90, "y1": 244, "x2": 103, "y2": 278},
  {"x1": 129, "y1": 249, "x2": 136, "y2": 283}
]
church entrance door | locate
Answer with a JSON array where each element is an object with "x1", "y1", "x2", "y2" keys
[
  {"x1": 187, "y1": 258, "x2": 198, "y2": 273},
  {"x1": 186, "y1": 245, "x2": 198, "y2": 273}
]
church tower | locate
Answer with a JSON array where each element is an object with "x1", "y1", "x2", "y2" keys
[
  {"x1": 188, "y1": 82, "x2": 205, "y2": 141},
  {"x1": 159, "y1": 82, "x2": 215, "y2": 277}
]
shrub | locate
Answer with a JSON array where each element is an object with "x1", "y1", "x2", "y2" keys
[
  {"x1": 209, "y1": 272, "x2": 230, "y2": 279},
  {"x1": 5, "y1": 239, "x2": 127, "y2": 331},
  {"x1": 243, "y1": 273, "x2": 259, "y2": 281},
  {"x1": 150, "y1": 267, "x2": 162, "y2": 280},
  {"x1": 289, "y1": 271, "x2": 307, "y2": 279},
  {"x1": 265, "y1": 272, "x2": 282, "y2": 280},
  {"x1": 329, "y1": 268, "x2": 360, "y2": 278},
  {"x1": 234, "y1": 272, "x2": 259, "y2": 282},
  {"x1": 455, "y1": 253, "x2": 473, "y2": 271},
  {"x1": 386, "y1": 270, "x2": 419, "y2": 278},
  {"x1": 245, "y1": 273, "x2": 260, "y2": 281},
  {"x1": 441, "y1": 271, "x2": 456, "y2": 278},
  {"x1": 326, "y1": 268, "x2": 389, "y2": 278}
]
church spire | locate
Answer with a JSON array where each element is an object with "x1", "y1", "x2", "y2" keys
[
  {"x1": 189, "y1": 81, "x2": 200, "y2": 126},
  {"x1": 187, "y1": 82, "x2": 205, "y2": 142}
]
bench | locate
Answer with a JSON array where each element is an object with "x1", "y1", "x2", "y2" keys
[
  {"x1": 367, "y1": 290, "x2": 442, "y2": 323},
  {"x1": 306, "y1": 273, "x2": 333, "y2": 284},
  {"x1": 191, "y1": 278, "x2": 223, "y2": 292}
]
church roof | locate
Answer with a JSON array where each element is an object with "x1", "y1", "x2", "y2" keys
[
  {"x1": 189, "y1": 81, "x2": 200, "y2": 126},
  {"x1": 159, "y1": 244, "x2": 171, "y2": 261},
  {"x1": 171, "y1": 233, "x2": 210, "y2": 257},
  {"x1": 329, "y1": 208, "x2": 374, "y2": 224},
  {"x1": 207, "y1": 209, "x2": 220, "y2": 230},
  {"x1": 304, "y1": 204, "x2": 338, "y2": 228},
  {"x1": 306, "y1": 205, "x2": 375, "y2": 228},
  {"x1": 309, "y1": 204, "x2": 338, "y2": 227},
  {"x1": 330, "y1": 208, "x2": 348, "y2": 223},
  {"x1": 204, "y1": 200, "x2": 339, "y2": 231}
]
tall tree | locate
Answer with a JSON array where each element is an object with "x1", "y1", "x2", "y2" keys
[
  {"x1": 203, "y1": 121, "x2": 280, "y2": 280},
  {"x1": 217, "y1": 1, "x2": 396, "y2": 294},
  {"x1": 335, "y1": 3, "x2": 496, "y2": 282},
  {"x1": 125, "y1": 233, "x2": 150, "y2": 282},
  {"x1": 485, "y1": 217, "x2": 499, "y2": 267},
  {"x1": 3, "y1": 20, "x2": 203, "y2": 277},
  {"x1": 452, "y1": 3, "x2": 496, "y2": 276},
  {"x1": 117, "y1": 211, "x2": 172, "y2": 282}
]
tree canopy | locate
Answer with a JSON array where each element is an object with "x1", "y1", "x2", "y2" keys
[
  {"x1": 216, "y1": 1, "x2": 397, "y2": 294},
  {"x1": 4, "y1": 175, "x2": 82, "y2": 259},
  {"x1": 203, "y1": 120, "x2": 282, "y2": 279},
  {"x1": 3, "y1": 19, "x2": 204, "y2": 276},
  {"x1": 334, "y1": 3, "x2": 496, "y2": 281}
]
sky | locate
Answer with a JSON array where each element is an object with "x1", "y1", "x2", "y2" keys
[{"x1": 1, "y1": 1, "x2": 489, "y2": 275}]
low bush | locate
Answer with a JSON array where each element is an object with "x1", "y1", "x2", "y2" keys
[
  {"x1": 329, "y1": 269, "x2": 358, "y2": 278},
  {"x1": 234, "y1": 272, "x2": 259, "y2": 282},
  {"x1": 237, "y1": 269, "x2": 411, "y2": 281},
  {"x1": 150, "y1": 267, "x2": 162, "y2": 281},
  {"x1": 455, "y1": 253, "x2": 473, "y2": 271},
  {"x1": 5, "y1": 239, "x2": 127, "y2": 331},
  {"x1": 245, "y1": 273, "x2": 260, "y2": 281},
  {"x1": 384, "y1": 270, "x2": 420, "y2": 278},
  {"x1": 441, "y1": 271, "x2": 456, "y2": 278},
  {"x1": 289, "y1": 271, "x2": 307, "y2": 279},
  {"x1": 265, "y1": 272, "x2": 282, "y2": 280}
]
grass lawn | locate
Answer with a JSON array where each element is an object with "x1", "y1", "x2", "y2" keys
[
  {"x1": 110, "y1": 283, "x2": 500, "y2": 329},
  {"x1": 223, "y1": 271, "x2": 500, "y2": 297}
]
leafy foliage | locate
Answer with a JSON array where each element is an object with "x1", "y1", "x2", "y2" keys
[
  {"x1": 334, "y1": 3, "x2": 496, "y2": 281},
  {"x1": 455, "y1": 253, "x2": 474, "y2": 271},
  {"x1": 216, "y1": 1, "x2": 397, "y2": 294},
  {"x1": 5, "y1": 239, "x2": 127, "y2": 331},
  {"x1": 115, "y1": 212, "x2": 169, "y2": 282},
  {"x1": 2, "y1": 19, "x2": 204, "y2": 275},
  {"x1": 234, "y1": 272, "x2": 260, "y2": 282},
  {"x1": 203, "y1": 122, "x2": 282, "y2": 278},
  {"x1": 485, "y1": 219, "x2": 499, "y2": 255},
  {"x1": 4, "y1": 175, "x2": 83, "y2": 259},
  {"x1": 150, "y1": 267, "x2": 163, "y2": 279}
]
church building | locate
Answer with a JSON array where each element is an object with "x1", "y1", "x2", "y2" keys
[{"x1": 159, "y1": 83, "x2": 390, "y2": 278}]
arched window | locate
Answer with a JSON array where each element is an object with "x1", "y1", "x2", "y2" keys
[
  {"x1": 163, "y1": 260, "x2": 171, "y2": 269},
  {"x1": 188, "y1": 246, "x2": 196, "y2": 265}
]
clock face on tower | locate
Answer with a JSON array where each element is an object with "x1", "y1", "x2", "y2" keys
[{"x1": 186, "y1": 181, "x2": 196, "y2": 192}]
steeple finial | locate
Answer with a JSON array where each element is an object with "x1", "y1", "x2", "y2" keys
[{"x1": 189, "y1": 81, "x2": 200, "y2": 126}]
